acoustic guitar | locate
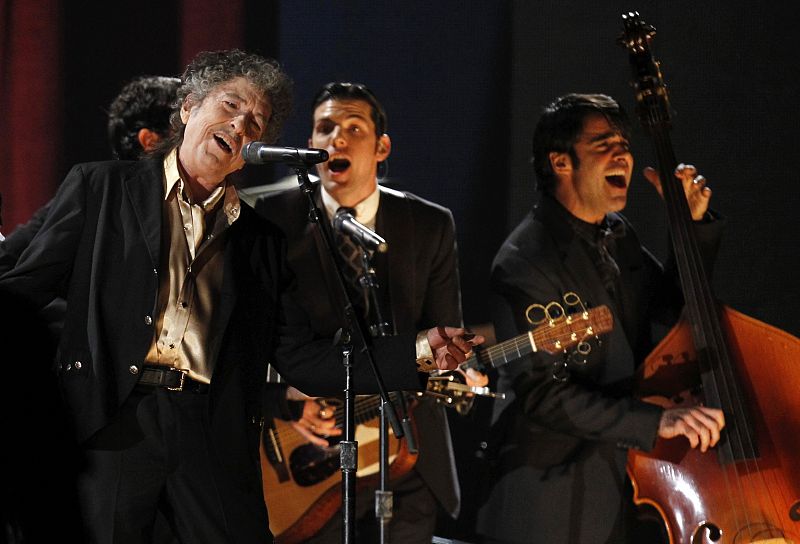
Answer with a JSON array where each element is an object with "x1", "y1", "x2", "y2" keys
[{"x1": 261, "y1": 302, "x2": 614, "y2": 543}]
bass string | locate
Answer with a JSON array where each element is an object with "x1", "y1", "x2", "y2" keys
[
  {"x1": 653, "y1": 125, "x2": 783, "y2": 538},
  {"x1": 651, "y1": 123, "x2": 751, "y2": 536},
  {"x1": 628, "y1": 16, "x2": 790, "y2": 537}
]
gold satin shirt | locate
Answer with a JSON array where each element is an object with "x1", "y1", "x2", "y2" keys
[{"x1": 143, "y1": 149, "x2": 241, "y2": 383}]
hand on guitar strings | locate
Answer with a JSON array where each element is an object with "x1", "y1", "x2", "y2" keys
[
  {"x1": 643, "y1": 163, "x2": 712, "y2": 221},
  {"x1": 292, "y1": 398, "x2": 342, "y2": 447},
  {"x1": 426, "y1": 326, "x2": 485, "y2": 371}
]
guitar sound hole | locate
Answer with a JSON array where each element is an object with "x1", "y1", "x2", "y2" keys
[{"x1": 289, "y1": 444, "x2": 340, "y2": 487}]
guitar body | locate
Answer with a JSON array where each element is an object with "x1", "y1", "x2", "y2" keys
[
  {"x1": 260, "y1": 398, "x2": 419, "y2": 543},
  {"x1": 629, "y1": 307, "x2": 800, "y2": 542}
]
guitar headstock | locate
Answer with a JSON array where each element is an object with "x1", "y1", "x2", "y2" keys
[
  {"x1": 617, "y1": 11, "x2": 671, "y2": 129},
  {"x1": 532, "y1": 305, "x2": 614, "y2": 355}
]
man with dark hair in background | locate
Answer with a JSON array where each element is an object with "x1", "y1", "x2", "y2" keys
[
  {"x1": 0, "y1": 75, "x2": 181, "y2": 275},
  {"x1": 256, "y1": 82, "x2": 486, "y2": 543},
  {"x1": 476, "y1": 93, "x2": 725, "y2": 543},
  {"x1": 107, "y1": 75, "x2": 182, "y2": 160}
]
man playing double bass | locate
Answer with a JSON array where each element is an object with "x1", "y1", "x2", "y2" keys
[{"x1": 476, "y1": 93, "x2": 726, "y2": 543}]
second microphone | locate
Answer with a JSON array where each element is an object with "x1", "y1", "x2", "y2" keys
[{"x1": 334, "y1": 208, "x2": 389, "y2": 254}]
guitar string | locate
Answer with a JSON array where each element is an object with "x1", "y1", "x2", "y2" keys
[
  {"x1": 479, "y1": 309, "x2": 609, "y2": 368},
  {"x1": 267, "y1": 395, "x2": 408, "y2": 451}
]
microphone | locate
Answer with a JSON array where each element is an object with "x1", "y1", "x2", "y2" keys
[
  {"x1": 242, "y1": 142, "x2": 329, "y2": 165},
  {"x1": 333, "y1": 208, "x2": 388, "y2": 254}
]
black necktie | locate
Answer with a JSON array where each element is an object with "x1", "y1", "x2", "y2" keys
[
  {"x1": 567, "y1": 212, "x2": 626, "y2": 294},
  {"x1": 335, "y1": 207, "x2": 369, "y2": 315},
  {"x1": 595, "y1": 224, "x2": 622, "y2": 293}
]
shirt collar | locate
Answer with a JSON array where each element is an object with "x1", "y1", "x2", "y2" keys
[
  {"x1": 320, "y1": 182, "x2": 381, "y2": 228},
  {"x1": 162, "y1": 147, "x2": 241, "y2": 224},
  {"x1": 163, "y1": 148, "x2": 182, "y2": 200},
  {"x1": 542, "y1": 193, "x2": 626, "y2": 245}
]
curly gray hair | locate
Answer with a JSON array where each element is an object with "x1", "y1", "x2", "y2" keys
[{"x1": 160, "y1": 49, "x2": 293, "y2": 151}]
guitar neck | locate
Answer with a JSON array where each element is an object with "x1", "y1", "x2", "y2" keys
[
  {"x1": 460, "y1": 306, "x2": 613, "y2": 371},
  {"x1": 339, "y1": 392, "x2": 413, "y2": 428},
  {"x1": 461, "y1": 331, "x2": 537, "y2": 371}
]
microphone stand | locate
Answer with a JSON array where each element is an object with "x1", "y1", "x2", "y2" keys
[
  {"x1": 292, "y1": 165, "x2": 405, "y2": 544},
  {"x1": 356, "y1": 248, "x2": 417, "y2": 544}
]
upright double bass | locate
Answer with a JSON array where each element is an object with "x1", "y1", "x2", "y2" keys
[{"x1": 618, "y1": 12, "x2": 800, "y2": 543}]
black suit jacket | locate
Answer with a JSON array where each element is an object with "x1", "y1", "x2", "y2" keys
[
  {"x1": 256, "y1": 184, "x2": 462, "y2": 517},
  {"x1": 0, "y1": 199, "x2": 51, "y2": 275},
  {"x1": 476, "y1": 195, "x2": 723, "y2": 543},
  {"x1": 0, "y1": 159, "x2": 284, "y2": 442},
  {"x1": 0, "y1": 159, "x2": 426, "y2": 504},
  {"x1": 0, "y1": 199, "x2": 67, "y2": 336}
]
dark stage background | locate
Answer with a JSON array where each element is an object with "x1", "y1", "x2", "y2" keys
[{"x1": 2, "y1": 1, "x2": 799, "y2": 541}]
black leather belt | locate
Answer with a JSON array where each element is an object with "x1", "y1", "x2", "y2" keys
[{"x1": 138, "y1": 366, "x2": 210, "y2": 393}]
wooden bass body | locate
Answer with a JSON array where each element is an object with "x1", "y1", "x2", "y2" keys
[{"x1": 629, "y1": 306, "x2": 800, "y2": 543}]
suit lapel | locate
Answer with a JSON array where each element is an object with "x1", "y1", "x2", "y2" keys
[
  {"x1": 123, "y1": 159, "x2": 163, "y2": 268},
  {"x1": 307, "y1": 189, "x2": 347, "y2": 315},
  {"x1": 218, "y1": 213, "x2": 243, "y2": 337},
  {"x1": 376, "y1": 189, "x2": 413, "y2": 333},
  {"x1": 540, "y1": 198, "x2": 636, "y2": 385},
  {"x1": 561, "y1": 237, "x2": 615, "y2": 313},
  {"x1": 610, "y1": 215, "x2": 645, "y2": 344},
  {"x1": 299, "y1": 185, "x2": 411, "y2": 333},
  {"x1": 540, "y1": 198, "x2": 612, "y2": 312}
]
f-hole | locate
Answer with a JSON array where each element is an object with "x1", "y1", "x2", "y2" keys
[
  {"x1": 692, "y1": 522, "x2": 722, "y2": 543},
  {"x1": 790, "y1": 500, "x2": 800, "y2": 522}
]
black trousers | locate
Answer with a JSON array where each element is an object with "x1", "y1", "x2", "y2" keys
[
  {"x1": 77, "y1": 386, "x2": 271, "y2": 544},
  {"x1": 307, "y1": 469, "x2": 438, "y2": 544}
]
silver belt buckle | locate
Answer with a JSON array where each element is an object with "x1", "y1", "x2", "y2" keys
[{"x1": 166, "y1": 368, "x2": 187, "y2": 391}]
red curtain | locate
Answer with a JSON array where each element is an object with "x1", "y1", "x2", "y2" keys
[
  {"x1": 0, "y1": 0, "x2": 63, "y2": 232},
  {"x1": 179, "y1": 0, "x2": 246, "y2": 67},
  {"x1": 0, "y1": 0, "x2": 247, "y2": 234}
]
